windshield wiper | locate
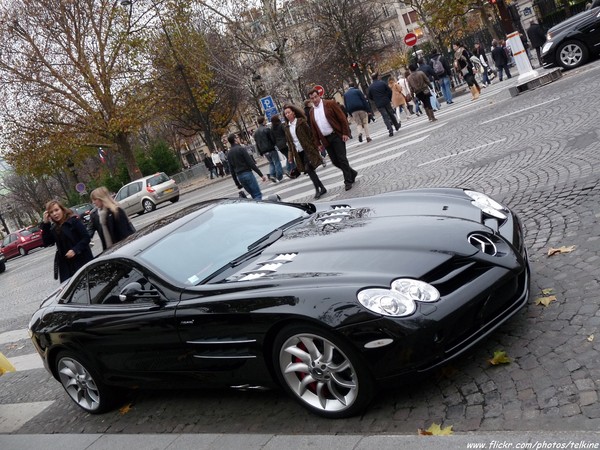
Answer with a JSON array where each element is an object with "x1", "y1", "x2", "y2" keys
[{"x1": 229, "y1": 228, "x2": 284, "y2": 267}]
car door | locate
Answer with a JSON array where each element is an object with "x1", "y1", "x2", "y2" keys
[
  {"x1": 174, "y1": 286, "x2": 279, "y2": 385},
  {"x1": 580, "y1": 9, "x2": 600, "y2": 53},
  {"x1": 54, "y1": 260, "x2": 187, "y2": 378},
  {"x1": 1, "y1": 234, "x2": 17, "y2": 258}
]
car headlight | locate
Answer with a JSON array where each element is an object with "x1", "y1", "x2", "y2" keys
[
  {"x1": 464, "y1": 190, "x2": 507, "y2": 220},
  {"x1": 542, "y1": 41, "x2": 553, "y2": 54},
  {"x1": 357, "y1": 279, "x2": 440, "y2": 317}
]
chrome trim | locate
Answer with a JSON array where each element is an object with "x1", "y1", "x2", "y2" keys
[
  {"x1": 193, "y1": 355, "x2": 256, "y2": 359},
  {"x1": 187, "y1": 339, "x2": 256, "y2": 345},
  {"x1": 469, "y1": 234, "x2": 497, "y2": 256}
]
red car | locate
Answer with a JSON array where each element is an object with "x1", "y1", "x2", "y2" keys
[{"x1": 1, "y1": 228, "x2": 45, "y2": 259}]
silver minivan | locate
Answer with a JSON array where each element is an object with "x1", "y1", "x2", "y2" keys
[{"x1": 115, "y1": 172, "x2": 179, "y2": 216}]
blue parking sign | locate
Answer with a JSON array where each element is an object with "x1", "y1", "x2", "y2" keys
[{"x1": 260, "y1": 96, "x2": 275, "y2": 112}]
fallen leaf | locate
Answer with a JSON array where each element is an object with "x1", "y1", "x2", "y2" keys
[
  {"x1": 587, "y1": 335, "x2": 594, "y2": 342},
  {"x1": 547, "y1": 245, "x2": 576, "y2": 257},
  {"x1": 119, "y1": 403, "x2": 133, "y2": 415},
  {"x1": 488, "y1": 350, "x2": 511, "y2": 365},
  {"x1": 535, "y1": 295, "x2": 557, "y2": 307},
  {"x1": 541, "y1": 288, "x2": 555, "y2": 296},
  {"x1": 418, "y1": 423, "x2": 453, "y2": 436}
]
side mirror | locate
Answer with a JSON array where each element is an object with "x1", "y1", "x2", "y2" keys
[{"x1": 119, "y1": 282, "x2": 163, "y2": 304}]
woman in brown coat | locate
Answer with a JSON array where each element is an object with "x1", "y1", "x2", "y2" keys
[
  {"x1": 283, "y1": 104, "x2": 327, "y2": 199},
  {"x1": 388, "y1": 76, "x2": 411, "y2": 121}
]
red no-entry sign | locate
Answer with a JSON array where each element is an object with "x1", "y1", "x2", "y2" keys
[
  {"x1": 314, "y1": 85, "x2": 325, "y2": 97},
  {"x1": 404, "y1": 33, "x2": 418, "y2": 47}
]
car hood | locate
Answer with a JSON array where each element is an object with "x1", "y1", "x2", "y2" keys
[
  {"x1": 548, "y1": 8, "x2": 600, "y2": 38},
  {"x1": 229, "y1": 190, "x2": 518, "y2": 283}
]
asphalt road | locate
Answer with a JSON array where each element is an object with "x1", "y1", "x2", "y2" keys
[{"x1": 2, "y1": 62, "x2": 600, "y2": 437}]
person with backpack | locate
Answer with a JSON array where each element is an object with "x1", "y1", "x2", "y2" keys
[
  {"x1": 417, "y1": 58, "x2": 441, "y2": 111},
  {"x1": 429, "y1": 50, "x2": 454, "y2": 105},
  {"x1": 491, "y1": 39, "x2": 512, "y2": 81}
]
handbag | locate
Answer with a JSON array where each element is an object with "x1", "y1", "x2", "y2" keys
[
  {"x1": 422, "y1": 87, "x2": 431, "y2": 96},
  {"x1": 404, "y1": 93, "x2": 413, "y2": 102}
]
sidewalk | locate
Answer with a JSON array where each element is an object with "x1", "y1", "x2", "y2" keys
[{"x1": 2, "y1": 431, "x2": 599, "y2": 450}]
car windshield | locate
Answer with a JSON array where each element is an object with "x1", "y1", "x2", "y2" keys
[
  {"x1": 19, "y1": 230, "x2": 32, "y2": 237},
  {"x1": 137, "y1": 202, "x2": 307, "y2": 285}
]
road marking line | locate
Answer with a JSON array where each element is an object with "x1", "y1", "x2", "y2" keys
[
  {"x1": 418, "y1": 138, "x2": 507, "y2": 167},
  {"x1": 0, "y1": 401, "x2": 55, "y2": 433},
  {"x1": 479, "y1": 98, "x2": 559, "y2": 124},
  {"x1": 0, "y1": 329, "x2": 29, "y2": 345}
]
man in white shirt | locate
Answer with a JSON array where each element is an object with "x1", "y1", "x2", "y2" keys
[{"x1": 307, "y1": 88, "x2": 358, "y2": 191}]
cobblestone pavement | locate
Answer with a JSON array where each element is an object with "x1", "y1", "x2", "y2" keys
[{"x1": 2, "y1": 63, "x2": 600, "y2": 436}]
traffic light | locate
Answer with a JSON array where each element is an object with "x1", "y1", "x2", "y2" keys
[
  {"x1": 489, "y1": 0, "x2": 497, "y2": 3},
  {"x1": 351, "y1": 62, "x2": 359, "y2": 70}
]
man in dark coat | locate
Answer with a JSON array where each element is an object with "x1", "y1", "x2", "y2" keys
[
  {"x1": 228, "y1": 133, "x2": 267, "y2": 199},
  {"x1": 367, "y1": 72, "x2": 400, "y2": 137},
  {"x1": 491, "y1": 39, "x2": 512, "y2": 81},
  {"x1": 343, "y1": 83, "x2": 372, "y2": 143},
  {"x1": 253, "y1": 116, "x2": 283, "y2": 183},
  {"x1": 527, "y1": 21, "x2": 547, "y2": 66}
]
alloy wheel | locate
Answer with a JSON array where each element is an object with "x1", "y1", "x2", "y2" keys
[
  {"x1": 277, "y1": 331, "x2": 364, "y2": 416},
  {"x1": 57, "y1": 356, "x2": 102, "y2": 412}
]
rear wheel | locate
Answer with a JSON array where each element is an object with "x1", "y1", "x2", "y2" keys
[
  {"x1": 55, "y1": 351, "x2": 119, "y2": 414},
  {"x1": 0, "y1": 262, "x2": 5, "y2": 273},
  {"x1": 18, "y1": 247, "x2": 27, "y2": 256},
  {"x1": 170, "y1": 195, "x2": 180, "y2": 203},
  {"x1": 557, "y1": 40, "x2": 588, "y2": 69},
  {"x1": 273, "y1": 324, "x2": 376, "y2": 418},
  {"x1": 142, "y1": 199, "x2": 156, "y2": 213}
]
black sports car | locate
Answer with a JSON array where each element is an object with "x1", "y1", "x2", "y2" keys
[
  {"x1": 541, "y1": 6, "x2": 600, "y2": 69},
  {"x1": 29, "y1": 188, "x2": 530, "y2": 418}
]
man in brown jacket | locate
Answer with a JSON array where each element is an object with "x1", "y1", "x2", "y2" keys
[{"x1": 307, "y1": 88, "x2": 358, "y2": 191}]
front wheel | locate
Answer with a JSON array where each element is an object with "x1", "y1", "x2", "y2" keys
[
  {"x1": 18, "y1": 247, "x2": 27, "y2": 256},
  {"x1": 55, "y1": 351, "x2": 118, "y2": 414},
  {"x1": 273, "y1": 324, "x2": 376, "y2": 418},
  {"x1": 142, "y1": 199, "x2": 156, "y2": 213},
  {"x1": 557, "y1": 40, "x2": 588, "y2": 69}
]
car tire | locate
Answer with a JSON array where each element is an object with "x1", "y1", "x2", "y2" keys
[
  {"x1": 18, "y1": 247, "x2": 27, "y2": 256},
  {"x1": 170, "y1": 195, "x2": 180, "y2": 203},
  {"x1": 556, "y1": 40, "x2": 588, "y2": 69},
  {"x1": 272, "y1": 324, "x2": 376, "y2": 418},
  {"x1": 0, "y1": 262, "x2": 5, "y2": 273},
  {"x1": 142, "y1": 199, "x2": 156, "y2": 213},
  {"x1": 55, "y1": 351, "x2": 119, "y2": 414}
]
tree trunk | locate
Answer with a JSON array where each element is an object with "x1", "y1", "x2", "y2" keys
[
  {"x1": 115, "y1": 132, "x2": 142, "y2": 181},
  {"x1": 480, "y1": 7, "x2": 500, "y2": 42}
]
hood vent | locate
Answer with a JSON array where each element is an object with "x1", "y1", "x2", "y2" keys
[
  {"x1": 315, "y1": 205, "x2": 354, "y2": 224},
  {"x1": 238, "y1": 253, "x2": 298, "y2": 281}
]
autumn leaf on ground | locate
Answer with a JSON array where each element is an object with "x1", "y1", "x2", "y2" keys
[
  {"x1": 119, "y1": 403, "x2": 133, "y2": 415},
  {"x1": 541, "y1": 288, "x2": 555, "y2": 296},
  {"x1": 547, "y1": 245, "x2": 576, "y2": 257},
  {"x1": 488, "y1": 350, "x2": 511, "y2": 365},
  {"x1": 535, "y1": 295, "x2": 557, "y2": 307},
  {"x1": 587, "y1": 334, "x2": 595, "y2": 342},
  {"x1": 418, "y1": 423, "x2": 453, "y2": 436}
]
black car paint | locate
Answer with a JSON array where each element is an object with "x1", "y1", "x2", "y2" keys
[
  {"x1": 542, "y1": 7, "x2": 600, "y2": 68},
  {"x1": 29, "y1": 188, "x2": 529, "y2": 405}
]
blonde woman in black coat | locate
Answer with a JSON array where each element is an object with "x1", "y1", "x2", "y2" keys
[
  {"x1": 88, "y1": 186, "x2": 135, "y2": 251},
  {"x1": 283, "y1": 104, "x2": 327, "y2": 199}
]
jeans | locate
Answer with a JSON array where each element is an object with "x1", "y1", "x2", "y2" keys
[
  {"x1": 376, "y1": 103, "x2": 400, "y2": 133},
  {"x1": 236, "y1": 171, "x2": 262, "y2": 200},
  {"x1": 497, "y1": 64, "x2": 512, "y2": 80},
  {"x1": 265, "y1": 151, "x2": 283, "y2": 181},
  {"x1": 439, "y1": 76, "x2": 453, "y2": 103}
]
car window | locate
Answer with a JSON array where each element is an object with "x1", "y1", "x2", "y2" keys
[
  {"x1": 137, "y1": 202, "x2": 306, "y2": 285},
  {"x1": 67, "y1": 261, "x2": 154, "y2": 305},
  {"x1": 147, "y1": 173, "x2": 169, "y2": 186},
  {"x1": 130, "y1": 181, "x2": 142, "y2": 195},
  {"x1": 2, "y1": 236, "x2": 9, "y2": 246},
  {"x1": 115, "y1": 185, "x2": 129, "y2": 201},
  {"x1": 19, "y1": 230, "x2": 32, "y2": 237}
]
